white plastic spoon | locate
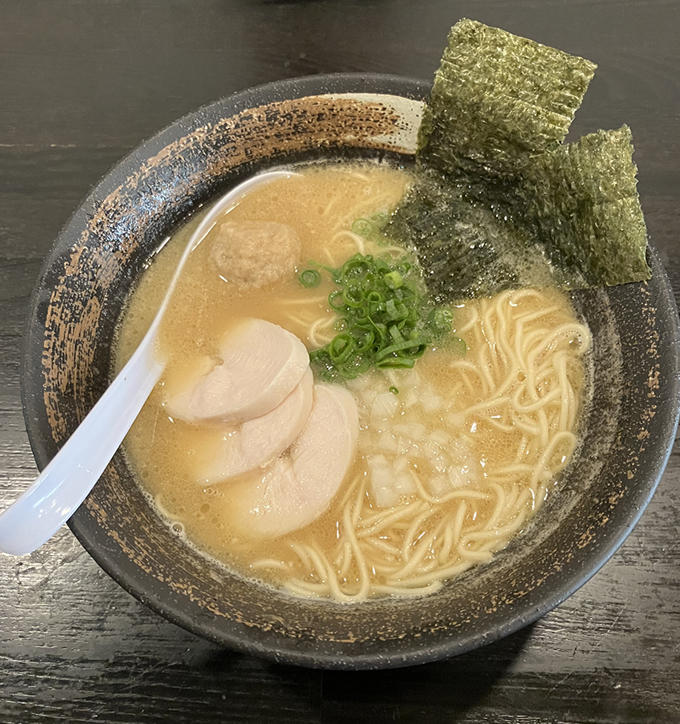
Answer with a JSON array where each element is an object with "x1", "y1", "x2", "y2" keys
[{"x1": 0, "y1": 169, "x2": 296, "y2": 556}]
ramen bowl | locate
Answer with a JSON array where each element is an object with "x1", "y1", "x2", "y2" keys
[{"x1": 22, "y1": 75, "x2": 680, "y2": 669}]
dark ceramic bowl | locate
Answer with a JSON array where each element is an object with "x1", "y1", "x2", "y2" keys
[{"x1": 22, "y1": 75, "x2": 680, "y2": 669}]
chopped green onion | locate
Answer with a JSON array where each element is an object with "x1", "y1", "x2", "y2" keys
[
  {"x1": 328, "y1": 333, "x2": 355, "y2": 364},
  {"x1": 304, "y1": 250, "x2": 463, "y2": 380},
  {"x1": 299, "y1": 269, "x2": 322, "y2": 288},
  {"x1": 343, "y1": 282, "x2": 364, "y2": 308},
  {"x1": 450, "y1": 336, "x2": 467, "y2": 356},
  {"x1": 384, "y1": 271, "x2": 403, "y2": 289},
  {"x1": 308, "y1": 259, "x2": 336, "y2": 275},
  {"x1": 329, "y1": 290, "x2": 345, "y2": 310},
  {"x1": 350, "y1": 326, "x2": 376, "y2": 353},
  {"x1": 376, "y1": 339, "x2": 428, "y2": 361},
  {"x1": 389, "y1": 386, "x2": 399, "y2": 395},
  {"x1": 428, "y1": 307, "x2": 454, "y2": 337},
  {"x1": 389, "y1": 325, "x2": 404, "y2": 343},
  {"x1": 351, "y1": 212, "x2": 391, "y2": 243},
  {"x1": 377, "y1": 357, "x2": 416, "y2": 369},
  {"x1": 351, "y1": 218, "x2": 374, "y2": 238}
]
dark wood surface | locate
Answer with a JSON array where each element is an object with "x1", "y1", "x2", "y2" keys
[{"x1": 1, "y1": 1, "x2": 679, "y2": 722}]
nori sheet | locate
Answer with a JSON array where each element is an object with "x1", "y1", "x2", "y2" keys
[
  {"x1": 525, "y1": 126, "x2": 651, "y2": 287},
  {"x1": 387, "y1": 168, "x2": 553, "y2": 302},
  {"x1": 390, "y1": 19, "x2": 651, "y2": 300},
  {"x1": 419, "y1": 19, "x2": 597, "y2": 180}
]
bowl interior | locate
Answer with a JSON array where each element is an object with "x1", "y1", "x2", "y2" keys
[{"x1": 22, "y1": 75, "x2": 680, "y2": 669}]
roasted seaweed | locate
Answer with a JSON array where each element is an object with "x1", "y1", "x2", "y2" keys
[
  {"x1": 390, "y1": 19, "x2": 651, "y2": 300},
  {"x1": 419, "y1": 19, "x2": 597, "y2": 179},
  {"x1": 388, "y1": 168, "x2": 552, "y2": 302},
  {"x1": 525, "y1": 126, "x2": 650, "y2": 287}
]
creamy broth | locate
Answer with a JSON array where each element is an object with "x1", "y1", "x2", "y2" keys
[{"x1": 116, "y1": 163, "x2": 590, "y2": 601}]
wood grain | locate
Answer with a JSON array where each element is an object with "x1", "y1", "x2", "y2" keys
[{"x1": 0, "y1": 1, "x2": 679, "y2": 722}]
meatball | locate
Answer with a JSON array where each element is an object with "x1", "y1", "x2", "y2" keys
[{"x1": 210, "y1": 221, "x2": 301, "y2": 289}]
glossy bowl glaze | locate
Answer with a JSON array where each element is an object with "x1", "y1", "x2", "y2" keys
[{"x1": 22, "y1": 75, "x2": 680, "y2": 669}]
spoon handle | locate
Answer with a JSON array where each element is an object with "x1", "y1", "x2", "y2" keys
[{"x1": 0, "y1": 337, "x2": 164, "y2": 555}]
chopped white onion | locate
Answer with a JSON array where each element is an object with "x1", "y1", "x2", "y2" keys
[
  {"x1": 393, "y1": 422, "x2": 426, "y2": 441},
  {"x1": 403, "y1": 389, "x2": 419, "y2": 408},
  {"x1": 371, "y1": 392, "x2": 400, "y2": 421},
  {"x1": 447, "y1": 463, "x2": 475, "y2": 488},
  {"x1": 430, "y1": 429, "x2": 451, "y2": 446},
  {"x1": 428, "y1": 475, "x2": 450, "y2": 497},
  {"x1": 357, "y1": 370, "x2": 480, "y2": 507},
  {"x1": 447, "y1": 412, "x2": 466, "y2": 427},
  {"x1": 393, "y1": 456, "x2": 408, "y2": 473},
  {"x1": 377, "y1": 431, "x2": 398, "y2": 452},
  {"x1": 421, "y1": 395, "x2": 443, "y2": 413},
  {"x1": 367, "y1": 454, "x2": 399, "y2": 508},
  {"x1": 394, "y1": 472, "x2": 416, "y2": 495}
]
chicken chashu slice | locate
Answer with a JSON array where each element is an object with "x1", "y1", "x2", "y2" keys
[
  {"x1": 222, "y1": 385, "x2": 359, "y2": 538},
  {"x1": 197, "y1": 368, "x2": 314, "y2": 484},
  {"x1": 167, "y1": 319, "x2": 309, "y2": 425}
]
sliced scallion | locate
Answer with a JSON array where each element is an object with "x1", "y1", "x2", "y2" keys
[
  {"x1": 298, "y1": 269, "x2": 322, "y2": 288},
  {"x1": 304, "y1": 251, "x2": 463, "y2": 381}
]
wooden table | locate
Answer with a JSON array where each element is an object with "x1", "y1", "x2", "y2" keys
[{"x1": 1, "y1": 2, "x2": 678, "y2": 722}]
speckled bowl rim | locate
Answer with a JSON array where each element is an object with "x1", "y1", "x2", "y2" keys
[{"x1": 21, "y1": 74, "x2": 680, "y2": 669}]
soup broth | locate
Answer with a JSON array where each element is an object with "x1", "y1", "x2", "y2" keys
[{"x1": 116, "y1": 163, "x2": 590, "y2": 601}]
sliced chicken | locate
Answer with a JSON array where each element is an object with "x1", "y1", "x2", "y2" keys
[
  {"x1": 222, "y1": 385, "x2": 359, "y2": 538},
  {"x1": 167, "y1": 319, "x2": 309, "y2": 424},
  {"x1": 210, "y1": 221, "x2": 301, "y2": 289},
  {"x1": 198, "y1": 368, "x2": 314, "y2": 484}
]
